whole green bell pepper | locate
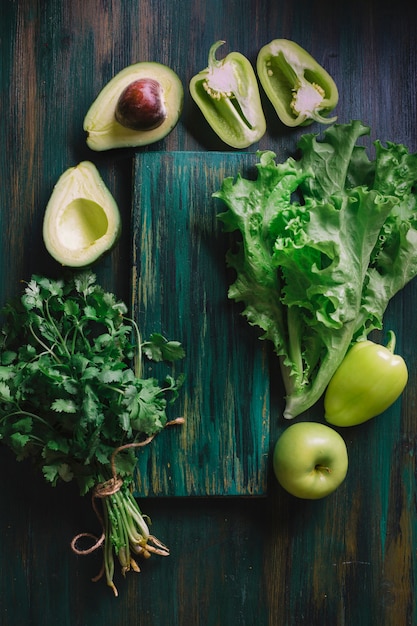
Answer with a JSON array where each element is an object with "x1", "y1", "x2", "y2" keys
[
  {"x1": 256, "y1": 39, "x2": 339, "y2": 127},
  {"x1": 189, "y1": 41, "x2": 266, "y2": 149},
  {"x1": 324, "y1": 331, "x2": 408, "y2": 427}
]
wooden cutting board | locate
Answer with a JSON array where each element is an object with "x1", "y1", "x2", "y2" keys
[{"x1": 131, "y1": 152, "x2": 271, "y2": 497}]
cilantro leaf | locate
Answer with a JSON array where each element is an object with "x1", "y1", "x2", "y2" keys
[
  {"x1": 142, "y1": 333, "x2": 186, "y2": 362},
  {"x1": 51, "y1": 398, "x2": 78, "y2": 413},
  {"x1": 0, "y1": 271, "x2": 185, "y2": 494}
]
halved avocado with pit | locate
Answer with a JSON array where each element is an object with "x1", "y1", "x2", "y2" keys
[
  {"x1": 84, "y1": 62, "x2": 184, "y2": 151},
  {"x1": 43, "y1": 161, "x2": 121, "y2": 267}
]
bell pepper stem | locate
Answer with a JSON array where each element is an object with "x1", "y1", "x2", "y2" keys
[
  {"x1": 208, "y1": 40, "x2": 226, "y2": 70},
  {"x1": 385, "y1": 330, "x2": 396, "y2": 353}
]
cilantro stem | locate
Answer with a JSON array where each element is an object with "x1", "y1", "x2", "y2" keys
[
  {"x1": 0, "y1": 408, "x2": 55, "y2": 430},
  {"x1": 28, "y1": 324, "x2": 62, "y2": 363},
  {"x1": 103, "y1": 504, "x2": 118, "y2": 596},
  {"x1": 115, "y1": 488, "x2": 149, "y2": 546},
  {"x1": 124, "y1": 315, "x2": 143, "y2": 378},
  {"x1": 65, "y1": 324, "x2": 84, "y2": 356},
  {"x1": 45, "y1": 299, "x2": 71, "y2": 352}
]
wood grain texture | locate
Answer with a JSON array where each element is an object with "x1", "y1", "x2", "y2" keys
[
  {"x1": 1, "y1": 0, "x2": 417, "y2": 624},
  {"x1": 132, "y1": 152, "x2": 270, "y2": 496}
]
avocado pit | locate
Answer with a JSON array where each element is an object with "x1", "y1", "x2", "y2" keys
[
  {"x1": 83, "y1": 61, "x2": 184, "y2": 150},
  {"x1": 115, "y1": 78, "x2": 167, "y2": 131}
]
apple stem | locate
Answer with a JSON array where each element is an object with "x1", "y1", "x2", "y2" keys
[{"x1": 315, "y1": 464, "x2": 332, "y2": 473}]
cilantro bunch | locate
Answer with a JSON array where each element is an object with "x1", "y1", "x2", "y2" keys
[
  {"x1": 215, "y1": 121, "x2": 417, "y2": 420},
  {"x1": 0, "y1": 270, "x2": 185, "y2": 595}
]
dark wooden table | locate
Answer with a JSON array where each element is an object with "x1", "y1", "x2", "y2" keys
[{"x1": 1, "y1": 1, "x2": 417, "y2": 624}]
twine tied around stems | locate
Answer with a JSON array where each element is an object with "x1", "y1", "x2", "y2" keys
[{"x1": 70, "y1": 417, "x2": 185, "y2": 558}]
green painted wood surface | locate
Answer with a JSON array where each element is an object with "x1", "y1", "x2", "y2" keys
[
  {"x1": 1, "y1": 0, "x2": 417, "y2": 625},
  {"x1": 132, "y1": 151, "x2": 270, "y2": 496}
]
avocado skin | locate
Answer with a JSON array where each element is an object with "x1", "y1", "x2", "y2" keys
[
  {"x1": 43, "y1": 161, "x2": 122, "y2": 268},
  {"x1": 84, "y1": 62, "x2": 184, "y2": 151}
]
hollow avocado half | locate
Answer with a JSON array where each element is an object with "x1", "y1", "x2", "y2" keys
[
  {"x1": 43, "y1": 161, "x2": 121, "y2": 267},
  {"x1": 83, "y1": 62, "x2": 184, "y2": 151}
]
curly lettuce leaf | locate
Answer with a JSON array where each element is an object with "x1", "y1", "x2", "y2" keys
[
  {"x1": 353, "y1": 141, "x2": 417, "y2": 336},
  {"x1": 216, "y1": 152, "x2": 306, "y2": 355},
  {"x1": 215, "y1": 121, "x2": 417, "y2": 419}
]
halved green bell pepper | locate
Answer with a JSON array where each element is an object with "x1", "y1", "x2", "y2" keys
[
  {"x1": 189, "y1": 41, "x2": 266, "y2": 149},
  {"x1": 324, "y1": 331, "x2": 408, "y2": 427},
  {"x1": 256, "y1": 39, "x2": 339, "y2": 127}
]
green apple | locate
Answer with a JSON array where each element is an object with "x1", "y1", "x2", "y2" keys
[{"x1": 273, "y1": 422, "x2": 348, "y2": 499}]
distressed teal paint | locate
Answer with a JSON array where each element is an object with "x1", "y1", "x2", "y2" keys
[
  {"x1": 1, "y1": 1, "x2": 417, "y2": 623},
  {"x1": 132, "y1": 152, "x2": 270, "y2": 496}
]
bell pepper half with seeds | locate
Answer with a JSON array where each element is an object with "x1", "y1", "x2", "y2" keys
[
  {"x1": 189, "y1": 40, "x2": 266, "y2": 149},
  {"x1": 256, "y1": 38, "x2": 339, "y2": 127}
]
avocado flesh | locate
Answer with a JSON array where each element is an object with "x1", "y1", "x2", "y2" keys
[
  {"x1": 43, "y1": 161, "x2": 121, "y2": 267},
  {"x1": 58, "y1": 199, "x2": 109, "y2": 250},
  {"x1": 84, "y1": 62, "x2": 184, "y2": 151}
]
